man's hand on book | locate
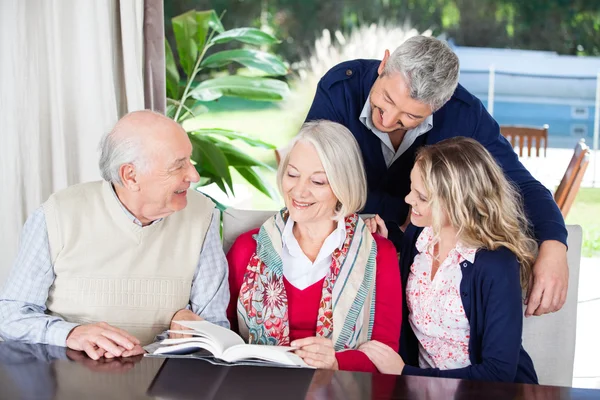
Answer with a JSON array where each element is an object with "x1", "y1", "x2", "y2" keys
[
  {"x1": 291, "y1": 337, "x2": 339, "y2": 370},
  {"x1": 169, "y1": 309, "x2": 204, "y2": 339}
]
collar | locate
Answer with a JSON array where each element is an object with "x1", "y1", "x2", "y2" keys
[
  {"x1": 415, "y1": 227, "x2": 477, "y2": 263},
  {"x1": 359, "y1": 95, "x2": 433, "y2": 145},
  {"x1": 282, "y1": 217, "x2": 346, "y2": 260},
  {"x1": 109, "y1": 183, "x2": 162, "y2": 227}
]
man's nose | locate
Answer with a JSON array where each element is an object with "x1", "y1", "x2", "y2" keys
[
  {"x1": 187, "y1": 162, "x2": 200, "y2": 183},
  {"x1": 381, "y1": 111, "x2": 399, "y2": 128}
]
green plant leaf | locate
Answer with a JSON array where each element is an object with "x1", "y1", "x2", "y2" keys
[
  {"x1": 165, "y1": 40, "x2": 180, "y2": 99},
  {"x1": 167, "y1": 98, "x2": 208, "y2": 122},
  {"x1": 234, "y1": 166, "x2": 278, "y2": 200},
  {"x1": 166, "y1": 103, "x2": 177, "y2": 119},
  {"x1": 201, "y1": 49, "x2": 288, "y2": 76},
  {"x1": 192, "y1": 128, "x2": 276, "y2": 149},
  {"x1": 215, "y1": 141, "x2": 274, "y2": 170},
  {"x1": 172, "y1": 10, "x2": 223, "y2": 78},
  {"x1": 179, "y1": 100, "x2": 209, "y2": 122},
  {"x1": 189, "y1": 75, "x2": 289, "y2": 102},
  {"x1": 172, "y1": 11, "x2": 199, "y2": 78},
  {"x1": 195, "y1": 189, "x2": 228, "y2": 211},
  {"x1": 209, "y1": 28, "x2": 281, "y2": 46},
  {"x1": 195, "y1": 171, "x2": 231, "y2": 195},
  {"x1": 189, "y1": 134, "x2": 233, "y2": 192}
]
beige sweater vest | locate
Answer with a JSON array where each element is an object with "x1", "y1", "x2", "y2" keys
[{"x1": 42, "y1": 181, "x2": 214, "y2": 345}]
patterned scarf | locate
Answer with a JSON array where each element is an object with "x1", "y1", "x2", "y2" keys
[{"x1": 236, "y1": 209, "x2": 377, "y2": 351}]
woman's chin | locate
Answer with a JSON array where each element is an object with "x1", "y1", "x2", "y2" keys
[{"x1": 410, "y1": 215, "x2": 425, "y2": 227}]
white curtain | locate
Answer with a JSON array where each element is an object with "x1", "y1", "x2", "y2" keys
[{"x1": 0, "y1": 0, "x2": 145, "y2": 284}]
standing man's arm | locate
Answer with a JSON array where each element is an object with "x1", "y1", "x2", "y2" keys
[
  {"x1": 170, "y1": 209, "x2": 230, "y2": 329},
  {"x1": 471, "y1": 103, "x2": 569, "y2": 316}
]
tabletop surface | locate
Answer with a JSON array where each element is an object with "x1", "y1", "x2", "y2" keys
[{"x1": 0, "y1": 342, "x2": 598, "y2": 400}]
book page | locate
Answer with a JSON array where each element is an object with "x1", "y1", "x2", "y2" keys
[
  {"x1": 221, "y1": 345, "x2": 310, "y2": 367},
  {"x1": 174, "y1": 321, "x2": 245, "y2": 354},
  {"x1": 156, "y1": 337, "x2": 222, "y2": 357}
]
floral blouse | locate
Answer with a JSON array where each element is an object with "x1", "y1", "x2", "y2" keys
[{"x1": 406, "y1": 227, "x2": 477, "y2": 370}]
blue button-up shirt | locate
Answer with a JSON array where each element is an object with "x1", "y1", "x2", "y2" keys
[{"x1": 0, "y1": 185, "x2": 229, "y2": 346}]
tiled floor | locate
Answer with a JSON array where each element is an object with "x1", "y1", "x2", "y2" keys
[{"x1": 573, "y1": 257, "x2": 600, "y2": 389}]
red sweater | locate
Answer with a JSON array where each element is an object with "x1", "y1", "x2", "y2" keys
[{"x1": 226, "y1": 229, "x2": 402, "y2": 372}]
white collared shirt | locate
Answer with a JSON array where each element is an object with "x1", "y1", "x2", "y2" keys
[
  {"x1": 359, "y1": 95, "x2": 433, "y2": 167},
  {"x1": 281, "y1": 218, "x2": 346, "y2": 290}
]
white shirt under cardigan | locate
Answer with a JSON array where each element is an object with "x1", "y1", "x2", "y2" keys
[
  {"x1": 406, "y1": 227, "x2": 474, "y2": 370},
  {"x1": 281, "y1": 218, "x2": 346, "y2": 290},
  {"x1": 359, "y1": 95, "x2": 433, "y2": 168}
]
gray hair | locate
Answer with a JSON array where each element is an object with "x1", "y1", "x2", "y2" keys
[
  {"x1": 277, "y1": 120, "x2": 367, "y2": 220},
  {"x1": 98, "y1": 130, "x2": 149, "y2": 185},
  {"x1": 383, "y1": 36, "x2": 459, "y2": 112}
]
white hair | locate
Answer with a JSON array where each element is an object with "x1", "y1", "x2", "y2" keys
[
  {"x1": 383, "y1": 35, "x2": 459, "y2": 112},
  {"x1": 277, "y1": 120, "x2": 367, "y2": 220},
  {"x1": 98, "y1": 129, "x2": 149, "y2": 185}
]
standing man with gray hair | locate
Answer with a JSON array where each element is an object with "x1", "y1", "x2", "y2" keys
[
  {"x1": 305, "y1": 35, "x2": 568, "y2": 318},
  {"x1": 0, "y1": 110, "x2": 229, "y2": 360}
]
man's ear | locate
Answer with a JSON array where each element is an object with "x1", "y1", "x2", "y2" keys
[
  {"x1": 119, "y1": 163, "x2": 140, "y2": 191},
  {"x1": 378, "y1": 49, "x2": 391, "y2": 75}
]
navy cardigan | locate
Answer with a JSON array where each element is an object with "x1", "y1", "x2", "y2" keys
[
  {"x1": 398, "y1": 224, "x2": 538, "y2": 383},
  {"x1": 305, "y1": 59, "x2": 567, "y2": 248}
]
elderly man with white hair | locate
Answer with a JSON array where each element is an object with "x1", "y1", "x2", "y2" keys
[
  {"x1": 0, "y1": 110, "x2": 229, "y2": 360},
  {"x1": 305, "y1": 35, "x2": 569, "y2": 320}
]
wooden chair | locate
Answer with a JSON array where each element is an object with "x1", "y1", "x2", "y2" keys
[
  {"x1": 500, "y1": 125, "x2": 549, "y2": 157},
  {"x1": 554, "y1": 140, "x2": 590, "y2": 218}
]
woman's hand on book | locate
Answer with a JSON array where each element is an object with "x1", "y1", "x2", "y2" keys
[
  {"x1": 359, "y1": 340, "x2": 404, "y2": 375},
  {"x1": 291, "y1": 337, "x2": 338, "y2": 370},
  {"x1": 169, "y1": 309, "x2": 204, "y2": 339}
]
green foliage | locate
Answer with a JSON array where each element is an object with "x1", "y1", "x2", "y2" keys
[
  {"x1": 165, "y1": 9, "x2": 289, "y2": 199},
  {"x1": 165, "y1": 1, "x2": 600, "y2": 62}
]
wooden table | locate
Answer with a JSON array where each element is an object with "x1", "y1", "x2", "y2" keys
[{"x1": 0, "y1": 342, "x2": 598, "y2": 399}]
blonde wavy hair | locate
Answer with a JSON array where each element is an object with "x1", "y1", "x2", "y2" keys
[{"x1": 415, "y1": 137, "x2": 538, "y2": 290}]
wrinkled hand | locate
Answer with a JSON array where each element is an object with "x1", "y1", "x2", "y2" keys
[
  {"x1": 525, "y1": 240, "x2": 568, "y2": 317},
  {"x1": 359, "y1": 340, "x2": 404, "y2": 375},
  {"x1": 291, "y1": 337, "x2": 338, "y2": 370},
  {"x1": 104, "y1": 344, "x2": 146, "y2": 359},
  {"x1": 169, "y1": 308, "x2": 204, "y2": 339},
  {"x1": 66, "y1": 322, "x2": 140, "y2": 360},
  {"x1": 364, "y1": 214, "x2": 388, "y2": 238},
  {"x1": 66, "y1": 348, "x2": 144, "y2": 372}
]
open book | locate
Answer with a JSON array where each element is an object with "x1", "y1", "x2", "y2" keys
[{"x1": 148, "y1": 321, "x2": 310, "y2": 368}]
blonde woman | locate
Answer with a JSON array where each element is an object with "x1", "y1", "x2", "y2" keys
[
  {"x1": 226, "y1": 120, "x2": 402, "y2": 372},
  {"x1": 362, "y1": 137, "x2": 538, "y2": 383}
]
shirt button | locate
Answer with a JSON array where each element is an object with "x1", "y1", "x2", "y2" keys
[
  {"x1": 346, "y1": 69, "x2": 353, "y2": 76},
  {"x1": 462, "y1": 262, "x2": 468, "y2": 268},
  {"x1": 461, "y1": 292, "x2": 468, "y2": 297}
]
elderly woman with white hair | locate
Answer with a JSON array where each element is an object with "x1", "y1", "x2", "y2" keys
[{"x1": 226, "y1": 120, "x2": 402, "y2": 372}]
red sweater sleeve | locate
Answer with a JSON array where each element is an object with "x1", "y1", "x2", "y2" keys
[
  {"x1": 335, "y1": 234, "x2": 402, "y2": 372},
  {"x1": 226, "y1": 229, "x2": 259, "y2": 334}
]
